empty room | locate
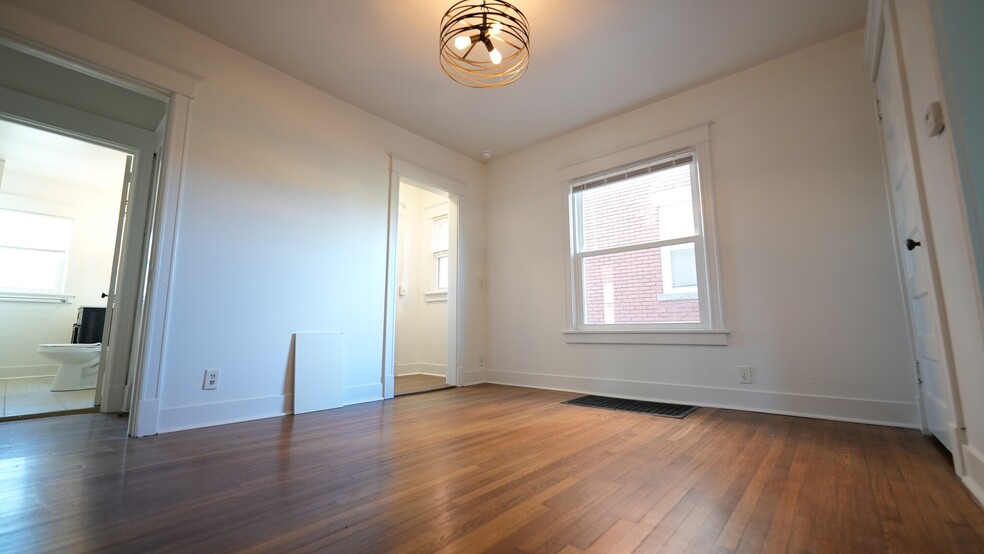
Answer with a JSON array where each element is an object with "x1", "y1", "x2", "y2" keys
[{"x1": 1, "y1": 0, "x2": 982, "y2": 552}]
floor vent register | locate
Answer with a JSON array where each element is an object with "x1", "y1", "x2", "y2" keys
[{"x1": 562, "y1": 395, "x2": 698, "y2": 419}]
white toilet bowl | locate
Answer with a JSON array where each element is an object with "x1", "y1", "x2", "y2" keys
[{"x1": 37, "y1": 343, "x2": 102, "y2": 391}]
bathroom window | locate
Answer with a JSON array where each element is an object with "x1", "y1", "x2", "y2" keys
[
  {"x1": 433, "y1": 216, "x2": 449, "y2": 291},
  {"x1": 0, "y1": 208, "x2": 74, "y2": 295}
]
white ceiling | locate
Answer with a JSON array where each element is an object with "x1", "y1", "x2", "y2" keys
[
  {"x1": 132, "y1": 0, "x2": 866, "y2": 161},
  {"x1": 0, "y1": 119, "x2": 130, "y2": 192}
]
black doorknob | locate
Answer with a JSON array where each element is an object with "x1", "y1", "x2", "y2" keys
[
  {"x1": 906, "y1": 238, "x2": 921, "y2": 251},
  {"x1": 101, "y1": 292, "x2": 109, "y2": 298}
]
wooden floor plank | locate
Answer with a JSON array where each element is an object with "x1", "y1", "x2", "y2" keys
[{"x1": 0, "y1": 384, "x2": 981, "y2": 553}]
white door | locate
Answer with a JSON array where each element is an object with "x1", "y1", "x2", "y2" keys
[
  {"x1": 875, "y1": 27, "x2": 956, "y2": 452},
  {"x1": 94, "y1": 155, "x2": 134, "y2": 408}
]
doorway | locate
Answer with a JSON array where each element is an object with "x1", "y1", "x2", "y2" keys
[
  {"x1": 0, "y1": 119, "x2": 132, "y2": 418},
  {"x1": 383, "y1": 159, "x2": 464, "y2": 399},
  {"x1": 0, "y1": 42, "x2": 166, "y2": 424},
  {"x1": 393, "y1": 180, "x2": 453, "y2": 396}
]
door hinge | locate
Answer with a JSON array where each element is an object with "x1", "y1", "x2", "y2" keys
[
  {"x1": 914, "y1": 359, "x2": 923, "y2": 384},
  {"x1": 876, "y1": 99, "x2": 883, "y2": 121}
]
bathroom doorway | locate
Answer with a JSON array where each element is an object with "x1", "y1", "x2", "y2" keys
[
  {"x1": 0, "y1": 120, "x2": 131, "y2": 418},
  {"x1": 0, "y1": 42, "x2": 167, "y2": 422},
  {"x1": 383, "y1": 159, "x2": 464, "y2": 399},
  {"x1": 392, "y1": 179, "x2": 453, "y2": 396}
]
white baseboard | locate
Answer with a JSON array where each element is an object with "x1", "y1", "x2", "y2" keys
[
  {"x1": 395, "y1": 362, "x2": 446, "y2": 377},
  {"x1": 153, "y1": 382, "x2": 384, "y2": 435},
  {"x1": 961, "y1": 444, "x2": 984, "y2": 509},
  {"x1": 344, "y1": 383, "x2": 383, "y2": 406},
  {"x1": 157, "y1": 394, "x2": 292, "y2": 433},
  {"x1": 0, "y1": 364, "x2": 57, "y2": 380},
  {"x1": 463, "y1": 368, "x2": 485, "y2": 386},
  {"x1": 485, "y1": 370, "x2": 920, "y2": 428}
]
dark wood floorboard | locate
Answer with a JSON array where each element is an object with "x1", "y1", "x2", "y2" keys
[{"x1": 1, "y1": 384, "x2": 982, "y2": 553}]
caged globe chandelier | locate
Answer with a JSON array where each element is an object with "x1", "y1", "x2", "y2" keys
[{"x1": 439, "y1": 0, "x2": 530, "y2": 88}]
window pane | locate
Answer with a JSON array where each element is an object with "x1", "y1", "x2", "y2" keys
[
  {"x1": 0, "y1": 209, "x2": 73, "y2": 250},
  {"x1": 437, "y1": 255, "x2": 448, "y2": 289},
  {"x1": 433, "y1": 217, "x2": 449, "y2": 253},
  {"x1": 581, "y1": 246, "x2": 700, "y2": 325},
  {"x1": 0, "y1": 247, "x2": 69, "y2": 291},
  {"x1": 669, "y1": 246, "x2": 697, "y2": 287},
  {"x1": 580, "y1": 163, "x2": 693, "y2": 252}
]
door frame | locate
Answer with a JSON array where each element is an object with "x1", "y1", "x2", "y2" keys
[
  {"x1": 0, "y1": 3, "x2": 200, "y2": 436},
  {"x1": 865, "y1": 0, "x2": 966, "y2": 472},
  {"x1": 0, "y1": 91, "x2": 155, "y2": 412},
  {"x1": 383, "y1": 157, "x2": 465, "y2": 398}
]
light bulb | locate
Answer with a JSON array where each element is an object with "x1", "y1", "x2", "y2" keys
[
  {"x1": 489, "y1": 47, "x2": 502, "y2": 65},
  {"x1": 454, "y1": 35, "x2": 472, "y2": 51},
  {"x1": 490, "y1": 22, "x2": 502, "y2": 36}
]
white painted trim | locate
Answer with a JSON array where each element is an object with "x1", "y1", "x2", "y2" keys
[
  {"x1": 131, "y1": 94, "x2": 193, "y2": 437},
  {"x1": 961, "y1": 444, "x2": 984, "y2": 509},
  {"x1": 391, "y1": 157, "x2": 467, "y2": 197},
  {"x1": 424, "y1": 290, "x2": 448, "y2": 303},
  {"x1": 395, "y1": 362, "x2": 447, "y2": 377},
  {"x1": 157, "y1": 395, "x2": 292, "y2": 434},
  {"x1": 462, "y1": 368, "x2": 485, "y2": 386},
  {"x1": 486, "y1": 370, "x2": 921, "y2": 428},
  {"x1": 344, "y1": 383, "x2": 383, "y2": 406},
  {"x1": 562, "y1": 329, "x2": 729, "y2": 346},
  {"x1": 558, "y1": 122, "x2": 711, "y2": 182},
  {"x1": 0, "y1": 3, "x2": 200, "y2": 98},
  {"x1": 0, "y1": 365, "x2": 57, "y2": 380}
]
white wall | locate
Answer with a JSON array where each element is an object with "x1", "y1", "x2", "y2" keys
[
  {"x1": 7, "y1": 0, "x2": 486, "y2": 431},
  {"x1": 395, "y1": 182, "x2": 448, "y2": 377},
  {"x1": 0, "y1": 173, "x2": 121, "y2": 378},
  {"x1": 486, "y1": 30, "x2": 919, "y2": 426}
]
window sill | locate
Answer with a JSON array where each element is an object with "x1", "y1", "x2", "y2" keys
[
  {"x1": 424, "y1": 290, "x2": 448, "y2": 303},
  {"x1": 562, "y1": 329, "x2": 729, "y2": 346},
  {"x1": 0, "y1": 292, "x2": 75, "y2": 304}
]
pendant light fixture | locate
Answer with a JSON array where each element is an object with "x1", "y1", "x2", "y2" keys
[{"x1": 440, "y1": 0, "x2": 530, "y2": 88}]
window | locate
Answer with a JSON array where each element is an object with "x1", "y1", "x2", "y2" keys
[
  {"x1": 563, "y1": 125, "x2": 725, "y2": 344},
  {"x1": 433, "y1": 216, "x2": 449, "y2": 291},
  {"x1": 0, "y1": 208, "x2": 74, "y2": 296}
]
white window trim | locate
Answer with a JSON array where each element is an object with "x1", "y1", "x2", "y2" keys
[{"x1": 560, "y1": 122, "x2": 727, "y2": 345}]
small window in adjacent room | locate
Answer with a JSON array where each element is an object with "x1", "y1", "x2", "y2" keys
[
  {"x1": 433, "y1": 216, "x2": 449, "y2": 290},
  {"x1": 564, "y1": 125, "x2": 726, "y2": 344},
  {"x1": 0, "y1": 208, "x2": 74, "y2": 294}
]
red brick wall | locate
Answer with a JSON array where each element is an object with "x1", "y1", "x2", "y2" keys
[{"x1": 579, "y1": 164, "x2": 700, "y2": 324}]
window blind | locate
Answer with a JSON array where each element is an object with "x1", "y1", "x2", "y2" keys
[{"x1": 571, "y1": 149, "x2": 694, "y2": 193}]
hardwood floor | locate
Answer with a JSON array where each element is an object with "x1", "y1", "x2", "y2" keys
[
  {"x1": 1, "y1": 384, "x2": 982, "y2": 552},
  {"x1": 394, "y1": 373, "x2": 451, "y2": 396}
]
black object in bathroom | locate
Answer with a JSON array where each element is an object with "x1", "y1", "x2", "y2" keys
[{"x1": 72, "y1": 307, "x2": 106, "y2": 343}]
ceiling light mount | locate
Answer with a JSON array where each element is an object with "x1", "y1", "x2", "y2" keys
[{"x1": 440, "y1": 0, "x2": 530, "y2": 88}]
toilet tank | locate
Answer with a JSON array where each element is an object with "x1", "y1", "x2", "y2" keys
[{"x1": 72, "y1": 307, "x2": 106, "y2": 344}]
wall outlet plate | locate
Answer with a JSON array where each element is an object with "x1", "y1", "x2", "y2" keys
[
  {"x1": 738, "y1": 366, "x2": 753, "y2": 384},
  {"x1": 203, "y1": 368, "x2": 220, "y2": 390}
]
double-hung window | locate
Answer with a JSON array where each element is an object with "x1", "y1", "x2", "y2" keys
[
  {"x1": 0, "y1": 208, "x2": 74, "y2": 300},
  {"x1": 564, "y1": 125, "x2": 726, "y2": 344}
]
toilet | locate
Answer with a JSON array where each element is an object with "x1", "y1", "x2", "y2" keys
[{"x1": 37, "y1": 343, "x2": 102, "y2": 391}]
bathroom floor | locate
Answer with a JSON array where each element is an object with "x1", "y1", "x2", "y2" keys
[{"x1": 0, "y1": 377, "x2": 95, "y2": 418}]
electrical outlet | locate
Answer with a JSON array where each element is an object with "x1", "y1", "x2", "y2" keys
[
  {"x1": 479, "y1": 354, "x2": 485, "y2": 367},
  {"x1": 738, "y1": 366, "x2": 753, "y2": 385},
  {"x1": 203, "y1": 368, "x2": 220, "y2": 390}
]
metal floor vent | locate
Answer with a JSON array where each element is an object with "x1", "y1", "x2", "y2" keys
[{"x1": 562, "y1": 395, "x2": 698, "y2": 419}]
